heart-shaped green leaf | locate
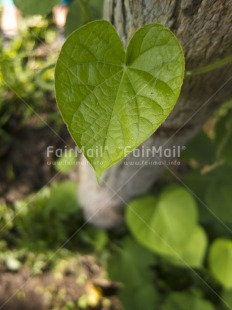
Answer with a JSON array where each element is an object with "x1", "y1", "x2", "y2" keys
[
  {"x1": 14, "y1": 0, "x2": 59, "y2": 15},
  {"x1": 55, "y1": 20, "x2": 185, "y2": 177},
  {"x1": 126, "y1": 186, "x2": 198, "y2": 259}
]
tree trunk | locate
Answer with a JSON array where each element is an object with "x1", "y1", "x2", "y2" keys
[{"x1": 78, "y1": 0, "x2": 232, "y2": 228}]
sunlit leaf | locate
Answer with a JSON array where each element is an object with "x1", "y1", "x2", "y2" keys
[
  {"x1": 126, "y1": 186, "x2": 198, "y2": 259},
  {"x1": 55, "y1": 20, "x2": 184, "y2": 178}
]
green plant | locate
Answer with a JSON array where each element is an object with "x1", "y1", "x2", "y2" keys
[
  {"x1": 52, "y1": 18, "x2": 232, "y2": 309},
  {"x1": 14, "y1": 181, "x2": 81, "y2": 248},
  {"x1": 55, "y1": 20, "x2": 185, "y2": 178},
  {"x1": 115, "y1": 117, "x2": 232, "y2": 308},
  {"x1": 0, "y1": 18, "x2": 59, "y2": 145},
  {"x1": 126, "y1": 186, "x2": 207, "y2": 268}
]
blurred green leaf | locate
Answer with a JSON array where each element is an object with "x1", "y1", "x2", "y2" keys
[
  {"x1": 13, "y1": 0, "x2": 60, "y2": 15},
  {"x1": 209, "y1": 239, "x2": 232, "y2": 289},
  {"x1": 126, "y1": 186, "x2": 198, "y2": 260},
  {"x1": 65, "y1": 0, "x2": 104, "y2": 36}
]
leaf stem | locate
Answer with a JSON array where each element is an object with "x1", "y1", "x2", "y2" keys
[{"x1": 186, "y1": 54, "x2": 232, "y2": 77}]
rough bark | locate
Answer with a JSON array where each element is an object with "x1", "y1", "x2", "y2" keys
[{"x1": 78, "y1": 0, "x2": 232, "y2": 228}]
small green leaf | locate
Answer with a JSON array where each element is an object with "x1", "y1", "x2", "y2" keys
[
  {"x1": 209, "y1": 239, "x2": 232, "y2": 289},
  {"x1": 13, "y1": 0, "x2": 59, "y2": 15},
  {"x1": 162, "y1": 292, "x2": 215, "y2": 310},
  {"x1": 126, "y1": 186, "x2": 198, "y2": 259},
  {"x1": 55, "y1": 20, "x2": 185, "y2": 177}
]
